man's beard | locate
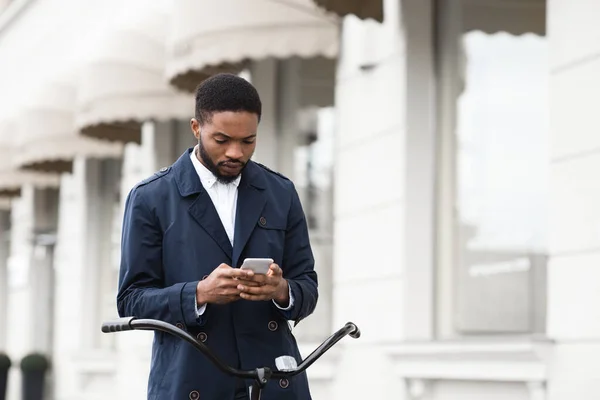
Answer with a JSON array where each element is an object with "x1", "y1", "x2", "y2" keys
[{"x1": 197, "y1": 140, "x2": 246, "y2": 184}]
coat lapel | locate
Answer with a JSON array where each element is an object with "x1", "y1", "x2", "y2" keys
[
  {"x1": 173, "y1": 148, "x2": 233, "y2": 259},
  {"x1": 188, "y1": 192, "x2": 233, "y2": 259},
  {"x1": 232, "y1": 162, "x2": 267, "y2": 267}
]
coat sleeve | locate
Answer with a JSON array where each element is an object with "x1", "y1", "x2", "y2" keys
[
  {"x1": 116, "y1": 185, "x2": 202, "y2": 328},
  {"x1": 274, "y1": 182, "x2": 319, "y2": 325}
]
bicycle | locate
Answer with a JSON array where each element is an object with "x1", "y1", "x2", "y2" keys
[{"x1": 101, "y1": 317, "x2": 361, "y2": 400}]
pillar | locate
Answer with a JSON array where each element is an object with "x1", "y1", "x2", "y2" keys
[
  {"x1": 330, "y1": 0, "x2": 407, "y2": 397},
  {"x1": 546, "y1": 1, "x2": 600, "y2": 398},
  {"x1": 329, "y1": 0, "x2": 439, "y2": 397},
  {"x1": 30, "y1": 187, "x2": 59, "y2": 355},
  {"x1": 276, "y1": 58, "x2": 302, "y2": 179},
  {"x1": 4, "y1": 184, "x2": 59, "y2": 400},
  {"x1": 52, "y1": 161, "x2": 86, "y2": 399},
  {"x1": 0, "y1": 209, "x2": 9, "y2": 351},
  {"x1": 250, "y1": 59, "x2": 278, "y2": 169},
  {"x1": 53, "y1": 155, "x2": 122, "y2": 400}
]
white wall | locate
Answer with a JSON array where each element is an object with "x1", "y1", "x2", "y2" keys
[{"x1": 546, "y1": 1, "x2": 600, "y2": 398}]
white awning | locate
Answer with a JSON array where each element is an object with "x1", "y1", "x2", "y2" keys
[
  {"x1": 462, "y1": 0, "x2": 546, "y2": 36},
  {"x1": 13, "y1": 82, "x2": 123, "y2": 174},
  {"x1": 167, "y1": 0, "x2": 340, "y2": 93},
  {"x1": 312, "y1": 0, "x2": 383, "y2": 22},
  {"x1": 76, "y1": 2, "x2": 193, "y2": 144},
  {"x1": 0, "y1": 118, "x2": 60, "y2": 197}
]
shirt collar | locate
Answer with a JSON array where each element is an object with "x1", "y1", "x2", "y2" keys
[{"x1": 190, "y1": 145, "x2": 241, "y2": 188}]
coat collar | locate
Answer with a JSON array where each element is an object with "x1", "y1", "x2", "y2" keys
[
  {"x1": 173, "y1": 147, "x2": 266, "y2": 197},
  {"x1": 172, "y1": 148, "x2": 268, "y2": 265}
]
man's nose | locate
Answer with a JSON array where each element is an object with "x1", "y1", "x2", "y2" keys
[{"x1": 225, "y1": 143, "x2": 243, "y2": 160}]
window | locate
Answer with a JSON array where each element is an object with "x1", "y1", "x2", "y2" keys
[{"x1": 436, "y1": 0, "x2": 548, "y2": 337}]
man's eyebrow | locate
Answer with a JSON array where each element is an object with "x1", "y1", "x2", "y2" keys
[{"x1": 212, "y1": 132, "x2": 257, "y2": 139}]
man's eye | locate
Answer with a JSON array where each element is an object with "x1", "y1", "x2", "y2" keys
[
  {"x1": 243, "y1": 140, "x2": 255, "y2": 144},
  {"x1": 215, "y1": 139, "x2": 227, "y2": 144}
]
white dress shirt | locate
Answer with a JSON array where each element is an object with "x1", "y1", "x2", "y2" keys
[{"x1": 190, "y1": 146, "x2": 293, "y2": 316}]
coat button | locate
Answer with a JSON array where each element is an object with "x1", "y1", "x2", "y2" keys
[
  {"x1": 176, "y1": 322, "x2": 184, "y2": 330},
  {"x1": 196, "y1": 332, "x2": 207, "y2": 343},
  {"x1": 259, "y1": 216, "x2": 267, "y2": 226},
  {"x1": 160, "y1": 167, "x2": 168, "y2": 172},
  {"x1": 189, "y1": 390, "x2": 200, "y2": 399},
  {"x1": 268, "y1": 321, "x2": 278, "y2": 331},
  {"x1": 279, "y1": 378, "x2": 289, "y2": 389}
]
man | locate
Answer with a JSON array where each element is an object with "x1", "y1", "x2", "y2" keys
[{"x1": 117, "y1": 73, "x2": 318, "y2": 400}]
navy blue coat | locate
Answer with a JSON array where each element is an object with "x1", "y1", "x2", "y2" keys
[{"x1": 117, "y1": 148, "x2": 318, "y2": 400}]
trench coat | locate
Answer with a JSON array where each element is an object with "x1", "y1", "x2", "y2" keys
[{"x1": 117, "y1": 147, "x2": 318, "y2": 400}]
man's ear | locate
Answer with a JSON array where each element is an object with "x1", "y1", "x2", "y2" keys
[{"x1": 190, "y1": 118, "x2": 200, "y2": 139}]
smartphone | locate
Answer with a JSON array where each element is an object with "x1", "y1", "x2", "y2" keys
[{"x1": 240, "y1": 258, "x2": 273, "y2": 275}]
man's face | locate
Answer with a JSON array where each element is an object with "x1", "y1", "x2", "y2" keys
[{"x1": 191, "y1": 111, "x2": 258, "y2": 184}]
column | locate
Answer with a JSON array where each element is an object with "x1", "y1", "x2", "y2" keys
[
  {"x1": 4, "y1": 185, "x2": 58, "y2": 400},
  {"x1": 52, "y1": 161, "x2": 86, "y2": 399},
  {"x1": 0, "y1": 210, "x2": 9, "y2": 351},
  {"x1": 4, "y1": 187, "x2": 36, "y2": 400},
  {"x1": 53, "y1": 156, "x2": 122, "y2": 400},
  {"x1": 330, "y1": 0, "x2": 436, "y2": 397},
  {"x1": 31, "y1": 187, "x2": 59, "y2": 355},
  {"x1": 80, "y1": 158, "x2": 122, "y2": 350},
  {"x1": 276, "y1": 58, "x2": 302, "y2": 179},
  {"x1": 402, "y1": 0, "x2": 436, "y2": 340},
  {"x1": 330, "y1": 0, "x2": 407, "y2": 393},
  {"x1": 546, "y1": 1, "x2": 600, "y2": 399},
  {"x1": 250, "y1": 59, "x2": 278, "y2": 169}
]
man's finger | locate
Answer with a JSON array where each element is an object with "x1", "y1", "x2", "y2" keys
[
  {"x1": 236, "y1": 279, "x2": 263, "y2": 287},
  {"x1": 240, "y1": 274, "x2": 268, "y2": 284},
  {"x1": 237, "y1": 283, "x2": 273, "y2": 296},
  {"x1": 220, "y1": 288, "x2": 242, "y2": 296},
  {"x1": 239, "y1": 292, "x2": 271, "y2": 301},
  {"x1": 217, "y1": 278, "x2": 244, "y2": 288},
  {"x1": 235, "y1": 275, "x2": 265, "y2": 286},
  {"x1": 225, "y1": 268, "x2": 253, "y2": 279},
  {"x1": 267, "y1": 263, "x2": 282, "y2": 277}
]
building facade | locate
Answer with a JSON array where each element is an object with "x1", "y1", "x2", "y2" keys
[{"x1": 0, "y1": 0, "x2": 599, "y2": 399}]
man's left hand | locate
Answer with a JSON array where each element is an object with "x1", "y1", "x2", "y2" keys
[{"x1": 237, "y1": 263, "x2": 289, "y2": 306}]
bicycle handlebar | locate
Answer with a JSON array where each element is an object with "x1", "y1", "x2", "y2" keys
[{"x1": 101, "y1": 317, "x2": 360, "y2": 380}]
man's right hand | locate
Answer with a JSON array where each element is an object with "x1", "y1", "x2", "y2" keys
[{"x1": 196, "y1": 263, "x2": 257, "y2": 305}]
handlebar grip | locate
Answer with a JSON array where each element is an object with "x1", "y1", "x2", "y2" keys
[
  {"x1": 347, "y1": 322, "x2": 361, "y2": 339},
  {"x1": 101, "y1": 317, "x2": 136, "y2": 333}
]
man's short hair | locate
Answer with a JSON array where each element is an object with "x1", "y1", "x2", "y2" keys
[{"x1": 194, "y1": 73, "x2": 262, "y2": 125}]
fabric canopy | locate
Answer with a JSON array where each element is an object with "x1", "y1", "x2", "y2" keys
[
  {"x1": 312, "y1": 0, "x2": 383, "y2": 22},
  {"x1": 167, "y1": 0, "x2": 339, "y2": 93},
  {"x1": 76, "y1": 2, "x2": 193, "y2": 144},
  {"x1": 13, "y1": 82, "x2": 122, "y2": 174},
  {"x1": 0, "y1": 118, "x2": 60, "y2": 197},
  {"x1": 462, "y1": 0, "x2": 546, "y2": 35}
]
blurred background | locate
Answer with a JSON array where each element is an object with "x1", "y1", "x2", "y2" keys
[{"x1": 0, "y1": 0, "x2": 596, "y2": 399}]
